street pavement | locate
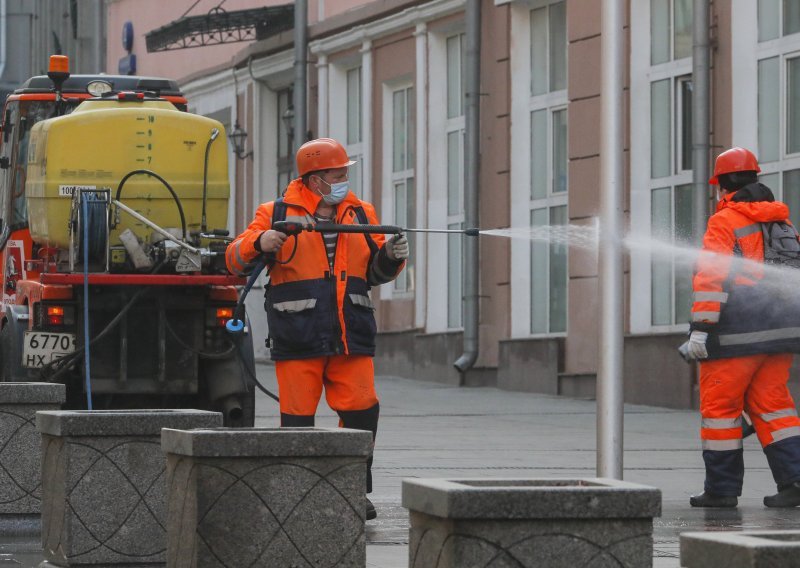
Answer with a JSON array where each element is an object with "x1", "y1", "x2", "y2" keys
[
  {"x1": 249, "y1": 363, "x2": 800, "y2": 568},
  {"x1": 4, "y1": 362, "x2": 800, "y2": 567}
]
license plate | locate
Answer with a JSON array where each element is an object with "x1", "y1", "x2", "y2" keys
[{"x1": 23, "y1": 332, "x2": 76, "y2": 368}]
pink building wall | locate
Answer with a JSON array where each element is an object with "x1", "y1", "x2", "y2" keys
[{"x1": 106, "y1": 0, "x2": 372, "y2": 81}]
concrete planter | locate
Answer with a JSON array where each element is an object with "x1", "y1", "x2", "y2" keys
[
  {"x1": 37, "y1": 409, "x2": 222, "y2": 566},
  {"x1": 681, "y1": 530, "x2": 800, "y2": 567},
  {"x1": 0, "y1": 383, "x2": 64, "y2": 533},
  {"x1": 162, "y1": 427, "x2": 373, "y2": 568},
  {"x1": 402, "y1": 477, "x2": 661, "y2": 568}
]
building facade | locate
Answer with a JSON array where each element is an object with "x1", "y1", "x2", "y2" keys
[
  {"x1": 0, "y1": 0, "x2": 105, "y2": 101},
  {"x1": 97, "y1": 0, "x2": 800, "y2": 409}
]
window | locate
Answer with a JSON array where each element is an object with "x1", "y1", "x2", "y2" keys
[
  {"x1": 651, "y1": 0, "x2": 692, "y2": 65},
  {"x1": 276, "y1": 88, "x2": 293, "y2": 197},
  {"x1": 646, "y1": 0, "x2": 695, "y2": 327},
  {"x1": 755, "y1": 1, "x2": 800, "y2": 202},
  {"x1": 391, "y1": 86, "x2": 415, "y2": 293},
  {"x1": 530, "y1": 1, "x2": 566, "y2": 95},
  {"x1": 446, "y1": 33, "x2": 466, "y2": 328},
  {"x1": 529, "y1": 2, "x2": 568, "y2": 334},
  {"x1": 651, "y1": 184, "x2": 694, "y2": 326},
  {"x1": 346, "y1": 67, "x2": 363, "y2": 198},
  {"x1": 759, "y1": 0, "x2": 800, "y2": 41}
]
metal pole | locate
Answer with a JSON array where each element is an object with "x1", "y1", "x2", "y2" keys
[
  {"x1": 293, "y1": 0, "x2": 308, "y2": 151},
  {"x1": 692, "y1": 0, "x2": 710, "y2": 244},
  {"x1": 454, "y1": 0, "x2": 481, "y2": 376},
  {"x1": 597, "y1": 0, "x2": 625, "y2": 479}
]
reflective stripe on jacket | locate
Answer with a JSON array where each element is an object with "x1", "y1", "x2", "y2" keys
[
  {"x1": 693, "y1": 185, "x2": 800, "y2": 358},
  {"x1": 225, "y1": 179, "x2": 404, "y2": 360}
]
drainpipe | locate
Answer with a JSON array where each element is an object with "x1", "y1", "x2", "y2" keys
[
  {"x1": 94, "y1": 0, "x2": 103, "y2": 73},
  {"x1": 293, "y1": 0, "x2": 308, "y2": 152},
  {"x1": 0, "y1": 0, "x2": 7, "y2": 79},
  {"x1": 453, "y1": 0, "x2": 481, "y2": 377},
  {"x1": 596, "y1": 0, "x2": 625, "y2": 480},
  {"x1": 692, "y1": 0, "x2": 710, "y2": 243}
]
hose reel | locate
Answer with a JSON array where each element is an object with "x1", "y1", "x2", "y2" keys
[{"x1": 69, "y1": 188, "x2": 110, "y2": 272}]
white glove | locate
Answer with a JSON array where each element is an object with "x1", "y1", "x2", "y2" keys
[
  {"x1": 686, "y1": 330, "x2": 709, "y2": 360},
  {"x1": 386, "y1": 234, "x2": 409, "y2": 260}
]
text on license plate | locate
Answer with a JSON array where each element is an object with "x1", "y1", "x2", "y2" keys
[{"x1": 23, "y1": 332, "x2": 76, "y2": 368}]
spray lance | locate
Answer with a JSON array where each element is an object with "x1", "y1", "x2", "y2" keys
[
  {"x1": 223, "y1": 221, "x2": 479, "y2": 400},
  {"x1": 270, "y1": 220, "x2": 481, "y2": 238},
  {"x1": 225, "y1": 221, "x2": 480, "y2": 334},
  {"x1": 223, "y1": 222, "x2": 480, "y2": 401}
]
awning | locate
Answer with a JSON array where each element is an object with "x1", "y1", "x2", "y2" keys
[{"x1": 145, "y1": 5, "x2": 294, "y2": 53}]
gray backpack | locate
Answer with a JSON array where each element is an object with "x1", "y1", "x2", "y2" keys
[{"x1": 762, "y1": 221, "x2": 800, "y2": 268}]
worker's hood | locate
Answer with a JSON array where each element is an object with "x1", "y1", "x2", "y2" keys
[{"x1": 718, "y1": 183, "x2": 789, "y2": 223}]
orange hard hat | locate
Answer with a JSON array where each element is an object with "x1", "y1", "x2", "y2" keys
[
  {"x1": 709, "y1": 147, "x2": 761, "y2": 185},
  {"x1": 296, "y1": 138, "x2": 356, "y2": 177}
]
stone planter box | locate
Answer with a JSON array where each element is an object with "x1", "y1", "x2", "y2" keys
[
  {"x1": 402, "y1": 477, "x2": 662, "y2": 568},
  {"x1": 162, "y1": 427, "x2": 373, "y2": 568},
  {"x1": 681, "y1": 530, "x2": 800, "y2": 567},
  {"x1": 0, "y1": 382, "x2": 64, "y2": 533},
  {"x1": 37, "y1": 409, "x2": 222, "y2": 566}
]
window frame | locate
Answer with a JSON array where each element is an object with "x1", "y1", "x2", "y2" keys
[
  {"x1": 630, "y1": 0, "x2": 696, "y2": 334},
  {"x1": 390, "y1": 84, "x2": 415, "y2": 295},
  {"x1": 345, "y1": 65, "x2": 364, "y2": 198},
  {"x1": 528, "y1": 2, "x2": 569, "y2": 337},
  {"x1": 445, "y1": 32, "x2": 466, "y2": 328},
  {"x1": 757, "y1": 38, "x2": 800, "y2": 188}
]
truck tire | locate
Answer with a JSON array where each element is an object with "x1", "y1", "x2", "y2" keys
[
  {"x1": 0, "y1": 323, "x2": 13, "y2": 382},
  {"x1": 0, "y1": 310, "x2": 26, "y2": 382}
]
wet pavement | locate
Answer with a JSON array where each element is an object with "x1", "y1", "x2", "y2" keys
[{"x1": 3, "y1": 363, "x2": 800, "y2": 567}]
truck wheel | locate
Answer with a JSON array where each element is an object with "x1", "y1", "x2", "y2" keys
[{"x1": 0, "y1": 323, "x2": 11, "y2": 382}]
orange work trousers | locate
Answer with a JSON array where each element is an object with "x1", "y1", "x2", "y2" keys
[
  {"x1": 275, "y1": 354, "x2": 379, "y2": 417},
  {"x1": 700, "y1": 353, "x2": 800, "y2": 449}
]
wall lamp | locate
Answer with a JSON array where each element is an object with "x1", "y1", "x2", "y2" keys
[{"x1": 228, "y1": 122, "x2": 252, "y2": 160}]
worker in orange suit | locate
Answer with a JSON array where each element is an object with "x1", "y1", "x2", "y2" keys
[
  {"x1": 683, "y1": 147, "x2": 800, "y2": 508},
  {"x1": 226, "y1": 138, "x2": 407, "y2": 521}
]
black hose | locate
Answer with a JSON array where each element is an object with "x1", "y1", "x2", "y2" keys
[
  {"x1": 164, "y1": 316, "x2": 236, "y2": 359},
  {"x1": 230, "y1": 238, "x2": 298, "y2": 325},
  {"x1": 115, "y1": 169, "x2": 187, "y2": 241},
  {"x1": 40, "y1": 286, "x2": 152, "y2": 382},
  {"x1": 233, "y1": 339, "x2": 279, "y2": 402},
  {"x1": 39, "y1": 259, "x2": 168, "y2": 382}
]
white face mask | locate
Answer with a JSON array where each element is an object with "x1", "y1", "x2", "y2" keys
[{"x1": 316, "y1": 177, "x2": 349, "y2": 205}]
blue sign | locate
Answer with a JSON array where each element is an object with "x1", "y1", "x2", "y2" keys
[
  {"x1": 122, "y1": 21, "x2": 134, "y2": 52},
  {"x1": 118, "y1": 54, "x2": 136, "y2": 76}
]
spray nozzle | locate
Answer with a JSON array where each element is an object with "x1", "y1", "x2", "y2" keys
[{"x1": 464, "y1": 228, "x2": 480, "y2": 237}]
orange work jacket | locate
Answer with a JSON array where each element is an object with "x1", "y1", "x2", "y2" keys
[
  {"x1": 226, "y1": 179, "x2": 404, "y2": 360},
  {"x1": 692, "y1": 184, "x2": 800, "y2": 358}
]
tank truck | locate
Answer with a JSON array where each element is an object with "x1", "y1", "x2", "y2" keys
[{"x1": 0, "y1": 56, "x2": 255, "y2": 425}]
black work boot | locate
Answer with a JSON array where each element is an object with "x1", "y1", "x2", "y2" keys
[
  {"x1": 366, "y1": 497, "x2": 377, "y2": 520},
  {"x1": 764, "y1": 482, "x2": 800, "y2": 508},
  {"x1": 689, "y1": 491, "x2": 738, "y2": 508}
]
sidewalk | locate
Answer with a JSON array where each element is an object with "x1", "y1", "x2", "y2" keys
[{"x1": 253, "y1": 363, "x2": 800, "y2": 568}]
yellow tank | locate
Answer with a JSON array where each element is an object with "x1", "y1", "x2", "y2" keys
[{"x1": 25, "y1": 99, "x2": 229, "y2": 249}]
